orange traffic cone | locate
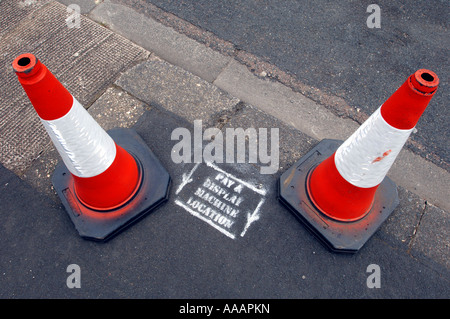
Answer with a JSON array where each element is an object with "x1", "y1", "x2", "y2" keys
[
  {"x1": 13, "y1": 53, "x2": 171, "y2": 241},
  {"x1": 279, "y1": 69, "x2": 439, "y2": 253}
]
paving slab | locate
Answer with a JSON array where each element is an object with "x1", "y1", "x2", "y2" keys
[
  {"x1": 0, "y1": 0, "x2": 51, "y2": 38},
  {"x1": 115, "y1": 55, "x2": 239, "y2": 126},
  {"x1": 0, "y1": 0, "x2": 147, "y2": 176}
]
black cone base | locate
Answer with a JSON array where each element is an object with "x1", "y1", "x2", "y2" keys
[
  {"x1": 278, "y1": 139, "x2": 399, "y2": 253},
  {"x1": 52, "y1": 128, "x2": 171, "y2": 242}
]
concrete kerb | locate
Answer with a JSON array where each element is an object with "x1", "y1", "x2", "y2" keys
[{"x1": 88, "y1": 0, "x2": 232, "y2": 83}]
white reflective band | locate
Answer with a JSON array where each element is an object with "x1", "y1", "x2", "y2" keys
[
  {"x1": 41, "y1": 97, "x2": 116, "y2": 178},
  {"x1": 335, "y1": 107, "x2": 413, "y2": 188}
]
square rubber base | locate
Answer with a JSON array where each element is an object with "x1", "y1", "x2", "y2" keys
[
  {"x1": 52, "y1": 128, "x2": 171, "y2": 242},
  {"x1": 278, "y1": 139, "x2": 399, "y2": 253}
]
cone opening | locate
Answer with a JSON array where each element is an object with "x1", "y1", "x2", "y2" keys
[
  {"x1": 420, "y1": 72, "x2": 434, "y2": 82},
  {"x1": 12, "y1": 53, "x2": 38, "y2": 75},
  {"x1": 410, "y1": 69, "x2": 439, "y2": 95},
  {"x1": 17, "y1": 57, "x2": 31, "y2": 67}
]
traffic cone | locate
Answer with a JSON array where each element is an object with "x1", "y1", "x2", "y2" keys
[
  {"x1": 13, "y1": 53, "x2": 171, "y2": 241},
  {"x1": 278, "y1": 69, "x2": 439, "y2": 253}
]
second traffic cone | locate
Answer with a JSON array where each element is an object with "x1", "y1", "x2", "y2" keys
[
  {"x1": 13, "y1": 53, "x2": 171, "y2": 241},
  {"x1": 278, "y1": 69, "x2": 439, "y2": 253},
  {"x1": 308, "y1": 69, "x2": 439, "y2": 222}
]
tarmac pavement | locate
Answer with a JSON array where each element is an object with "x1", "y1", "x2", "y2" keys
[{"x1": 0, "y1": 0, "x2": 448, "y2": 300}]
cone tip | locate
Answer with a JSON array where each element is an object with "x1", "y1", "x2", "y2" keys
[
  {"x1": 12, "y1": 53, "x2": 39, "y2": 77},
  {"x1": 410, "y1": 69, "x2": 439, "y2": 95}
]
